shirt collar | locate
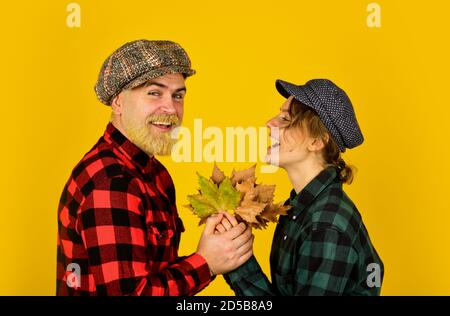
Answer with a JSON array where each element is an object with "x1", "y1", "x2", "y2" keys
[
  {"x1": 289, "y1": 166, "x2": 340, "y2": 215},
  {"x1": 103, "y1": 122, "x2": 156, "y2": 175}
]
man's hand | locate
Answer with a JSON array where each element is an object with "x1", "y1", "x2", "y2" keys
[{"x1": 196, "y1": 213, "x2": 253, "y2": 276}]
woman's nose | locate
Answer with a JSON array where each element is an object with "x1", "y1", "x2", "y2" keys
[{"x1": 266, "y1": 117, "x2": 277, "y2": 128}]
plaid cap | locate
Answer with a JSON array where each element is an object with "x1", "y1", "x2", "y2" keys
[
  {"x1": 95, "y1": 40, "x2": 196, "y2": 105},
  {"x1": 276, "y1": 79, "x2": 364, "y2": 152}
]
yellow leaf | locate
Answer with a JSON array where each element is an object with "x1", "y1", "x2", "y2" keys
[{"x1": 187, "y1": 163, "x2": 291, "y2": 229}]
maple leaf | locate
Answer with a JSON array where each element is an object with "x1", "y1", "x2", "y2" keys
[
  {"x1": 187, "y1": 172, "x2": 241, "y2": 224},
  {"x1": 255, "y1": 184, "x2": 275, "y2": 203},
  {"x1": 196, "y1": 174, "x2": 220, "y2": 209},
  {"x1": 259, "y1": 205, "x2": 279, "y2": 223},
  {"x1": 235, "y1": 178, "x2": 258, "y2": 201},
  {"x1": 235, "y1": 200, "x2": 267, "y2": 224},
  {"x1": 230, "y1": 164, "x2": 256, "y2": 185},
  {"x1": 186, "y1": 194, "x2": 216, "y2": 219},
  {"x1": 217, "y1": 177, "x2": 242, "y2": 210},
  {"x1": 272, "y1": 201, "x2": 292, "y2": 216},
  {"x1": 253, "y1": 217, "x2": 269, "y2": 229},
  {"x1": 211, "y1": 162, "x2": 225, "y2": 184},
  {"x1": 259, "y1": 202, "x2": 291, "y2": 223},
  {"x1": 186, "y1": 163, "x2": 292, "y2": 229}
]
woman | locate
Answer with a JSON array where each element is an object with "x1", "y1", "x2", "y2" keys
[{"x1": 217, "y1": 79, "x2": 384, "y2": 295}]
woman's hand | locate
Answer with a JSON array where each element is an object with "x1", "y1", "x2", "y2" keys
[
  {"x1": 215, "y1": 211, "x2": 239, "y2": 234},
  {"x1": 197, "y1": 213, "x2": 253, "y2": 275}
]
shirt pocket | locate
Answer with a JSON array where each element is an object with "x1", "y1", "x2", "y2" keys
[
  {"x1": 147, "y1": 225, "x2": 175, "y2": 243},
  {"x1": 146, "y1": 224, "x2": 177, "y2": 263}
]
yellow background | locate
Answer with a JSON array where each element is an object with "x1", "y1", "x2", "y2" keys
[{"x1": 1, "y1": 0, "x2": 449, "y2": 295}]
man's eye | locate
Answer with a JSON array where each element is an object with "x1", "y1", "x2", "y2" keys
[
  {"x1": 148, "y1": 91, "x2": 161, "y2": 96},
  {"x1": 173, "y1": 94, "x2": 185, "y2": 100}
]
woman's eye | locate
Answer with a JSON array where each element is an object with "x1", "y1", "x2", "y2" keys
[{"x1": 280, "y1": 116, "x2": 290, "y2": 122}]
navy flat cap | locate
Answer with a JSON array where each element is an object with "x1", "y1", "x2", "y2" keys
[{"x1": 276, "y1": 79, "x2": 364, "y2": 152}]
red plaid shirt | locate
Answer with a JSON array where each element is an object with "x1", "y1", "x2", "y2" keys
[{"x1": 57, "y1": 123, "x2": 212, "y2": 295}]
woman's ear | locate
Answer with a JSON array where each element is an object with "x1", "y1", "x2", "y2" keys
[{"x1": 308, "y1": 136, "x2": 326, "y2": 152}]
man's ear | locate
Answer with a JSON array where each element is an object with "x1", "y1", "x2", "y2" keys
[{"x1": 111, "y1": 92, "x2": 124, "y2": 115}]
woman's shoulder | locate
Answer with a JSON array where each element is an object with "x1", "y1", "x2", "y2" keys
[{"x1": 307, "y1": 185, "x2": 363, "y2": 236}]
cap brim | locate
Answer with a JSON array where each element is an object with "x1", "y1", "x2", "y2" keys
[
  {"x1": 275, "y1": 79, "x2": 314, "y2": 109},
  {"x1": 125, "y1": 66, "x2": 196, "y2": 91},
  {"x1": 276, "y1": 79, "x2": 295, "y2": 99}
]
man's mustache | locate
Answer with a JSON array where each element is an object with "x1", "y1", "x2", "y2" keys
[{"x1": 146, "y1": 114, "x2": 180, "y2": 126}]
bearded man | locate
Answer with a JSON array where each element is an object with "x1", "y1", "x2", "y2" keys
[{"x1": 56, "y1": 40, "x2": 253, "y2": 295}]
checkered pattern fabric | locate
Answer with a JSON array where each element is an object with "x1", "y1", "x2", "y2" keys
[
  {"x1": 95, "y1": 40, "x2": 195, "y2": 105},
  {"x1": 57, "y1": 123, "x2": 211, "y2": 295},
  {"x1": 224, "y1": 167, "x2": 384, "y2": 296}
]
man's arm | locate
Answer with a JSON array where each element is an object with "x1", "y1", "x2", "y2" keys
[
  {"x1": 78, "y1": 176, "x2": 211, "y2": 296},
  {"x1": 78, "y1": 176, "x2": 253, "y2": 296}
]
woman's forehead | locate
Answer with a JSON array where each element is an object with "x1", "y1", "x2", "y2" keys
[{"x1": 280, "y1": 96, "x2": 294, "y2": 111}]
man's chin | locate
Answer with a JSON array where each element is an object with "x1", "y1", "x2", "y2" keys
[{"x1": 145, "y1": 141, "x2": 176, "y2": 157}]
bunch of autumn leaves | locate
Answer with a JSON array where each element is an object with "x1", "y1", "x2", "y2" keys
[{"x1": 185, "y1": 163, "x2": 292, "y2": 229}]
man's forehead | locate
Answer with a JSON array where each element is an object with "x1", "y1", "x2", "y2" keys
[{"x1": 143, "y1": 75, "x2": 186, "y2": 90}]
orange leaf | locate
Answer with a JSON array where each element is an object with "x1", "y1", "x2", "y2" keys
[
  {"x1": 231, "y1": 164, "x2": 256, "y2": 185},
  {"x1": 210, "y1": 162, "x2": 225, "y2": 184},
  {"x1": 236, "y1": 178, "x2": 258, "y2": 201},
  {"x1": 235, "y1": 200, "x2": 267, "y2": 224},
  {"x1": 273, "y1": 202, "x2": 292, "y2": 216},
  {"x1": 259, "y1": 205, "x2": 279, "y2": 223},
  {"x1": 255, "y1": 184, "x2": 275, "y2": 203}
]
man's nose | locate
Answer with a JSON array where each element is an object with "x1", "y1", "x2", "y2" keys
[{"x1": 161, "y1": 96, "x2": 177, "y2": 114}]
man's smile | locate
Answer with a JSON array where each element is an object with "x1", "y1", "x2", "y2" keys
[{"x1": 149, "y1": 121, "x2": 176, "y2": 132}]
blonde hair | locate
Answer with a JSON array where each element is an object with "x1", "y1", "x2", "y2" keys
[{"x1": 287, "y1": 98, "x2": 355, "y2": 184}]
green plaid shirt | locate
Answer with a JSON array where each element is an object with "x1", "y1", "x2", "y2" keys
[{"x1": 225, "y1": 167, "x2": 384, "y2": 296}]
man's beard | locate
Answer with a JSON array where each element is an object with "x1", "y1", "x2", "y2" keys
[{"x1": 122, "y1": 113, "x2": 180, "y2": 156}]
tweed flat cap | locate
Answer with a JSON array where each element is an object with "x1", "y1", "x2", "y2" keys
[
  {"x1": 276, "y1": 79, "x2": 364, "y2": 152},
  {"x1": 95, "y1": 40, "x2": 195, "y2": 105}
]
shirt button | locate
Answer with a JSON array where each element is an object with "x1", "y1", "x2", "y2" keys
[
  {"x1": 283, "y1": 235, "x2": 287, "y2": 241},
  {"x1": 292, "y1": 215, "x2": 297, "y2": 220}
]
